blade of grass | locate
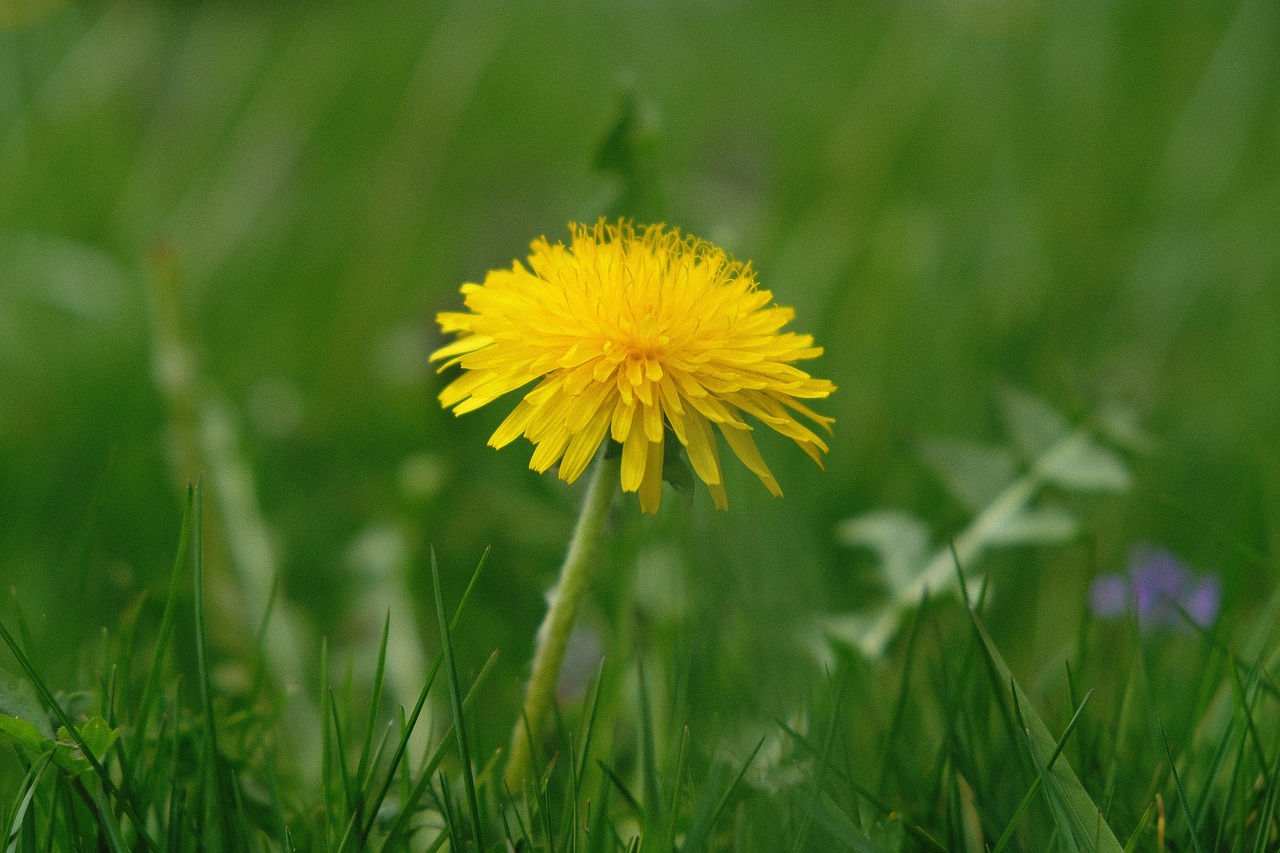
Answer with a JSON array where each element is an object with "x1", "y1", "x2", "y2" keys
[
  {"x1": 0, "y1": 608, "x2": 155, "y2": 850},
  {"x1": 635, "y1": 660, "x2": 663, "y2": 843},
  {"x1": 333, "y1": 613, "x2": 393, "y2": 852},
  {"x1": 361, "y1": 548, "x2": 489, "y2": 840},
  {"x1": 597, "y1": 758, "x2": 643, "y2": 817},
  {"x1": 501, "y1": 778, "x2": 536, "y2": 850},
  {"x1": 244, "y1": 565, "x2": 280, "y2": 684},
  {"x1": 1159, "y1": 720, "x2": 1203, "y2": 853},
  {"x1": 1187, "y1": 660, "x2": 1254, "y2": 830},
  {"x1": 84, "y1": 781, "x2": 128, "y2": 853},
  {"x1": 379, "y1": 647, "x2": 500, "y2": 845},
  {"x1": 586, "y1": 764, "x2": 616, "y2": 853},
  {"x1": 807, "y1": 786, "x2": 905, "y2": 853},
  {"x1": 925, "y1": 559, "x2": 990, "y2": 813},
  {"x1": 575, "y1": 660, "x2": 607, "y2": 788},
  {"x1": 328, "y1": 690, "x2": 356, "y2": 818},
  {"x1": 562, "y1": 738, "x2": 582, "y2": 851},
  {"x1": 991, "y1": 688, "x2": 1095, "y2": 853},
  {"x1": 433, "y1": 771, "x2": 460, "y2": 848},
  {"x1": 683, "y1": 735, "x2": 766, "y2": 852},
  {"x1": 319, "y1": 636, "x2": 335, "y2": 850},
  {"x1": 966, "y1": 607, "x2": 1124, "y2": 852},
  {"x1": 191, "y1": 477, "x2": 240, "y2": 849},
  {"x1": 879, "y1": 587, "x2": 930, "y2": 794},
  {"x1": 776, "y1": 718, "x2": 947, "y2": 853},
  {"x1": 1119, "y1": 800, "x2": 1154, "y2": 853},
  {"x1": 792, "y1": 668, "x2": 847, "y2": 853},
  {"x1": 1249, "y1": 727, "x2": 1280, "y2": 853},
  {"x1": 533, "y1": 750, "x2": 560, "y2": 847},
  {"x1": 3, "y1": 752, "x2": 52, "y2": 847},
  {"x1": 661, "y1": 725, "x2": 690, "y2": 853},
  {"x1": 356, "y1": 610, "x2": 392, "y2": 794},
  {"x1": 164, "y1": 719, "x2": 186, "y2": 852},
  {"x1": 430, "y1": 548, "x2": 484, "y2": 849}
]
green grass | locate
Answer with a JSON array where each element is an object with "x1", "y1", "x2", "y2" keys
[
  {"x1": 1, "y1": 0, "x2": 1278, "y2": 849},
  {"x1": 6, "y1": 496, "x2": 1276, "y2": 849}
]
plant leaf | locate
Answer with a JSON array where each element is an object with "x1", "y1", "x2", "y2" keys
[
  {"x1": 0, "y1": 667, "x2": 53, "y2": 739},
  {"x1": 1040, "y1": 437, "x2": 1131, "y2": 493},
  {"x1": 1094, "y1": 404, "x2": 1157, "y2": 454},
  {"x1": 969, "y1": 611, "x2": 1124, "y2": 853},
  {"x1": 73, "y1": 717, "x2": 120, "y2": 765},
  {"x1": 0, "y1": 715, "x2": 49, "y2": 754},
  {"x1": 918, "y1": 438, "x2": 1017, "y2": 512},
  {"x1": 983, "y1": 504, "x2": 1079, "y2": 547},
  {"x1": 836, "y1": 509, "x2": 931, "y2": 594},
  {"x1": 1000, "y1": 388, "x2": 1072, "y2": 462}
]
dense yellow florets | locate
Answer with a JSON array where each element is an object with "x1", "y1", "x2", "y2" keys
[{"x1": 431, "y1": 220, "x2": 835, "y2": 513}]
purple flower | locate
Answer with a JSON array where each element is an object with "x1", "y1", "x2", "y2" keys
[{"x1": 1089, "y1": 544, "x2": 1221, "y2": 631}]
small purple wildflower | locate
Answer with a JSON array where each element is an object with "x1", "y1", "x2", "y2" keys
[
  {"x1": 1089, "y1": 574, "x2": 1129, "y2": 619},
  {"x1": 1088, "y1": 544, "x2": 1221, "y2": 631}
]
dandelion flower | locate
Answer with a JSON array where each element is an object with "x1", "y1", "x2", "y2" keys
[{"x1": 431, "y1": 220, "x2": 835, "y2": 513}]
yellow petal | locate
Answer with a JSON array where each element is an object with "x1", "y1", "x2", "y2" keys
[
  {"x1": 677, "y1": 409, "x2": 722, "y2": 487},
  {"x1": 657, "y1": 374, "x2": 685, "y2": 417},
  {"x1": 429, "y1": 334, "x2": 491, "y2": 363},
  {"x1": 565, "y1": 380, "x2": 615, "y2": 433},
  {"x1": 621, "y1": 430, "x2": 648, "y2": 492},
  {"x1": 529, "y1": 427, "x2": 571, "y2": 473},
  {"x1": 488, "y1": 399, "x2": 536, "y2": 448},
  {"x1": 642, "y1": 401, "x2": 664, "y2": 443},
  {"x1": 718, "y1": 423, "x2": 782, "y2": 497},
  {"x1": 638, "y1": 437, "x2": 664, "y2": 513},
  {"x1": 559, "y1": 405, "x2": 613, "y2": 483},
  {"x1": 611, "y1": 397, "x2": 636, "y2": 443}
]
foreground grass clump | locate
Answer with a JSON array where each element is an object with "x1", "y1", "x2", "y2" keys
[{"x1": 0, "y1": 482, "x2": 1277, "y2": 851}]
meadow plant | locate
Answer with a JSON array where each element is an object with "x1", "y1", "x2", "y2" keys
[
  {"x1": 430, "y1": 220, "x2": 835, "y2": 787},
  {"x1": 824, "y1": 389, "x2": 1138, "y2": 660},
  {"x1": 1090, "y1": 545, "x2": 1222, "y2": 632}
]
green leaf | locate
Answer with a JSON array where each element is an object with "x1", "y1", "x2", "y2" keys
[
  {"x1": 999, "y1": 388, "x2": 1072, "y2": 462},
  {"x1": 918, "y1": 438, "x2": 1017, "y2": 512},
  {"x1": 0, "y1": 667, "x2": 53, "y2": 739},
  {"x1": 0, "y1": 231, "x2": 133, "y2": 377},
  {"x1": 836, "y1": 509, "x2": 931, "y2": 594},
  {"x1": 0, "y1": 715, "x2": 49, "y2": 754},
  {"x1": 1040, "y1": 437, "x2": 1132, "y2": 493},
  {"x1": 982, "y1": 504, "x2": 1079, "y2": 547},
  {"x1": 968, "y1": 610, "x2": 1124, "y2": 852},
  {"x1": 70, "y1": 716, "x2": 119, "y2": 764},
  {"x1": 1094, "y1": 403, "x2": 1157, "y2": 454}
]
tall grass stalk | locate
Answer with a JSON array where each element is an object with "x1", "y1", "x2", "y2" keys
[{"x1": 144, "y1": 244, "x2": 321, "y2": 777}]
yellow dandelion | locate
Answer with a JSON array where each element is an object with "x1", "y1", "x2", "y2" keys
[{"x1": 431, "y1": 219, "x2": 835, "y2": 513}]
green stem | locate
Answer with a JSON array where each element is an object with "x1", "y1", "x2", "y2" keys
[{"x1": 505, "y1": 450, "x2": 620, "y2": 789}]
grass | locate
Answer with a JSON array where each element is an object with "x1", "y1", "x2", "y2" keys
[
  {"x1": 1, "y1": 0, "x2": 1278, "y2": 849},
  {"x1": 2, "y1": 476, "x2": 1277, "y2": 849}
]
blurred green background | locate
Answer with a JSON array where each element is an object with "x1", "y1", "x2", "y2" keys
[{"x1": 1, "y1": 0, "x2": 1277, "y2": 732}]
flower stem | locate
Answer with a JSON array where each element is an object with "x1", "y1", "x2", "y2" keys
[{"x1": 505, "y1": 449, "x2": 620, "y2": 790}]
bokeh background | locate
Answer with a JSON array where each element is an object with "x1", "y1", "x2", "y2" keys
[{"x1": 2, "y1": 0, "x2": 1278, "y2": 740}]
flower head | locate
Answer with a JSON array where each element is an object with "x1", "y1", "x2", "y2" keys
[
  {"x1": 431, "y1": 220, "x2": 835, "y2": 512},
  {"x1": 1089, "y1": 544, "x2": 1221, "y2": 631}
]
